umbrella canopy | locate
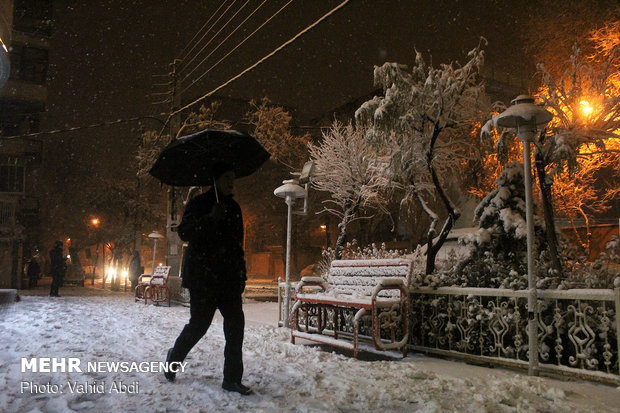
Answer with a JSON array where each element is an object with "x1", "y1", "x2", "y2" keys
[{"x1": 148, "y1": 129, "x2": 270, "y2": 186}]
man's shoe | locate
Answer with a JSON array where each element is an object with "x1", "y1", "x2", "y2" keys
[
  {"x1": 164, "y1": 348, "x2": 176, "y2": 382},
  {"x1": 222, "y1": 381, "x2": 252, "y2": 395}
]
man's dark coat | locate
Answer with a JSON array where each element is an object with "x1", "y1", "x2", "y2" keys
[{"x1": 177, "y1": 188, "x2": 246, "y2": 292}]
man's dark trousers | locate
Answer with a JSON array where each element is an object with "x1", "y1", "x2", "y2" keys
[{"x1": 168, "y1": 287, "x2": 244, "y2": 383}]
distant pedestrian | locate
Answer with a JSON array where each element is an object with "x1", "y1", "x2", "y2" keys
[
  {"x1": 27, "y1": 253, "x2": 41, "y2": 289},
  {"x1": 164, "y1": 163, "x2": 251, "y2": 395},
  {"x1": 49, "y1": 241, "x2": 66, "y2": 297},
  {"x1": 128, "y1": 250, "x2": 141, "y2": 289}
]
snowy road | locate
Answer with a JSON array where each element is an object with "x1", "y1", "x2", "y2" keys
[{"x1": 1, "y1": 287, "x2": 618, "y2": 412}]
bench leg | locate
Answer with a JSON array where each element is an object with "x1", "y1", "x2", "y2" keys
[
  {"x1": 290, "y1": 301, "x2": 301, "y2": 344},
  {"x1": 334, "y1": 308, "x2": 339, "y2": 340},
  {"x1": 353, "y1": 308, "x2": 368, "y2": 360}
]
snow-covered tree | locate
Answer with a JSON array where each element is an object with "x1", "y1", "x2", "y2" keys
[
  {"x1": 523, "y1": 1, "x2": 619, "y2": 79},
  {"x1": 246, "y1": 97, "x2": 310, "y2": 171},
  {"x1": 136, "y1": 102, "x2": 230, "y2": 178},
  {"x1": 309, "y1": 121, "x2": 388, "y2": 259},
  {"x1": 481, "y1": 40, "x2": 620, "y2": 274},
  {"x1": 355, "y1": 41, "x2": 486, "y2": 274},
  {"x1": 445, "y1": 163, "x2": 547, "y2": 289}
]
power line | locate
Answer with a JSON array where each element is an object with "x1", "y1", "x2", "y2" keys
[
  {"x1": 0, "y1": 115, "x2": 167, "y2": 140},
  {"x1": 180, "y1": 0, "x2": 268, "y2": 87},
  {"x1": 177, "y1": 0, "x2": 233, "y2": 63},
  {"x1": 173, "y1": 0, "x2": 351, "y2": 116},
  {"x1": 177, "y1": 0, "x2": 239, "y2": 73},
  {"x1": 178, "y1": 0, "x2": 294, "y2": 97}
]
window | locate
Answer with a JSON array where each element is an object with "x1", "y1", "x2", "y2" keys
[
  {"x1": 0, "y1": 164, "x2": 25, "y2": 193},
  {"x1": 9, "y1": 44, "x2": 49, "y2": 84},
  {"x1": 13, "y1": 0, "x2": 53, "y2": 37}
]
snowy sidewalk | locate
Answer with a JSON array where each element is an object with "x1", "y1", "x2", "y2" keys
[{"x1": 1, "y1": 290, "x2": 618, "y2": 412}]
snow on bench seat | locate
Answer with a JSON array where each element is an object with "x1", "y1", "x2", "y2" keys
[{"x1": 291, "y1": 258, "x2": 411, "y2": 358}]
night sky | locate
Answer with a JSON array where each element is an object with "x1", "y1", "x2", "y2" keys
[{"x1": 44, "y1": 0, "x2": 530, "y2": 133}]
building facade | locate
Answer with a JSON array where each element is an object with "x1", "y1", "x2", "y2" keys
[{"x1": 0, "y1": 0, "x2": 50, "y2": 288}]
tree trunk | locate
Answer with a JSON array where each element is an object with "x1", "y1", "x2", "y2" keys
[
  {"x1": 421, "y1": 137, "x2": 461, "y2": 274},
  {"x1": 534, "y1": 154, "x2": 564, "y2": 277},
  {"x1": 334, "y1": 202, "x2": 359, "y2": 260}
]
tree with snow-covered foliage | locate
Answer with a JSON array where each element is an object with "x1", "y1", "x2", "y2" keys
[
  {"x1": 309, "y1": 121, "x2": 389, "y2": 259},
  {"x1": 355, "y1": 40, "x2": 486, "y2": 274},
  {"x1": 136, "y1": 102, "x2": 230, "y2": 178},
  {"x1": 445, "y1": 163, "x2": 547, "y2": 289},
  {"x1": 482, "y1": 42, "x2": 620, "y2": 273},
  {"x1": 246, "y1": 97, "x2": 311, "y2": 171}
]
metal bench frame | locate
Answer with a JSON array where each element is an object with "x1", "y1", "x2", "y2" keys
[
  {"x1": 134, "y1": 266, "x2": 171, "y2": 306},
  {"x1": 291, "y1": 259, "x2": 411, "y2": 358}
]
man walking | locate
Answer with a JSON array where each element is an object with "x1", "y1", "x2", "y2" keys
[{"x1": 165, "y1": 163, "x2": 251, "y2": 395}]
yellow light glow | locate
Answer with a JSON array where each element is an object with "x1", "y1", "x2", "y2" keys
[
  {"x1": 580, "y1": 100, "x2": 593, "y2": 116},
  {"x1": 107, "y1": 266, "x2": 117, "y2": 281},
  {"x1": 0, "y1": 38, "x2": 7, "y2": 53},
  {"x1": 91, "y1": 218, "x2": 100, "y2": 226},
  {"x1": 320, "y1": 225, "x2": 326, "y2": 230}
]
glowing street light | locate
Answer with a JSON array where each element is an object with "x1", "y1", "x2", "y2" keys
[
  {"x1": 495, "y1": 95, "x2": 553, "y2": 377},
  {"x1": 580, "y1": 100, "x2": 593, "y2": 117},
  {"x1": 274, "y1": 179, "x2": 307, "y2": 328}
]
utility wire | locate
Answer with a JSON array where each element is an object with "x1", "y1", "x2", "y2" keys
[
  {"x1": 173, "y1": 0, "x2": 351, "y2": 115},
  {"x1": 178, "y1": 0, "x2": 238, "y2": 73},
  {"x1": 180, "y1": 0, "x2": 268, "y2": 87},
  {"x1": 0, "y1": 115, "x2": 167, "y2": 140},
  {"x1": 178, "y1": 0, "x2": 294, "y2": 97},
  {"x1": 177, "y1": 0, "x2": 233, "y2": 64}
]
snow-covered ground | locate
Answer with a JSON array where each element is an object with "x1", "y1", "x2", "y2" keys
[{"x1": 1, "y1": 285, "x2": 619, "y2": 413}]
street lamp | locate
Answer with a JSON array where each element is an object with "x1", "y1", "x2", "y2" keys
[
  {"x1": 495, "y1": 94, "x2": 553, "y2": 376},
  {"x1": 90, "y1": 217, "x2": 101, "y2": 286},
  {"x1": 148, "y1": 231, "x2": 164, "y2": 274},
  {"x1": 274, "y1": 179, "x2": 307, "y2": 328}
]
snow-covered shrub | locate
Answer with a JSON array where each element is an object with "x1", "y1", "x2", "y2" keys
[
  {"x1": 560, "y1": 236, "x2": 620, "y2": 289},
  {"x1": 435, "y1": 163, "x2": 549, "y2": 289}
]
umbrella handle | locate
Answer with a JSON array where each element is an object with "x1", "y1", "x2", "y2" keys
[{"x1": 213, "y1": 177, "x2": 220, "y2": 203}]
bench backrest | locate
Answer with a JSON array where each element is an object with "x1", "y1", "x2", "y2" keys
[
  {"x1": 327, "y1": 259, "x2": 412, "y2": 298},
  {"x1": 150, "y1": 266, "x2": 171, "y2": 285}
]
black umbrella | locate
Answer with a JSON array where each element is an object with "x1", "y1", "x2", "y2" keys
[{"x1": 148, "y1": 128, "x2": 270, "y2": 187}]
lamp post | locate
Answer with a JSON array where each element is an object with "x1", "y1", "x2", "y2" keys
[
  {"x1": 274, "y1": 179, "x2": 307, "y2": 328},
  {"x1": 495, "y1": 95, "x2": 553, "y2": 376},
  {"x1": 148, "y1": 231, "x2": 164, "y2": 274},
  {"x1": 90, "y1": 218, "x2": 101, "y2": 286}
]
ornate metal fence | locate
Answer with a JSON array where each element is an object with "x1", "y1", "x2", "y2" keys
[
  {"x1": 279, "y1": 281, "x2": 620, "y2": 384},
  {"x1": 409, "y1": 287, "x2": 620, "y2": 385}
]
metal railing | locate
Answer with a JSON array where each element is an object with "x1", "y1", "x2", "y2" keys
[
  {"x1": 409, "y1": 286, "x2": 619, "y2": 385},
  {"x1": 279, "y1": 279, "x2": 619, "y2": 384}
]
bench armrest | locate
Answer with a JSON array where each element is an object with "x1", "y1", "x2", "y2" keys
[
  {"x1": 296, "y1": 276, "x2": 327, "y2": 293},
  {"x1": 137, "y1": 274, "x2": 152, "y2": 284}
]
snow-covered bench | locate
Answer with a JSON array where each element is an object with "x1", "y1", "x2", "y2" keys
[
  {"x1": 134, "y1": 266, "x2": 171, "y2": 306},
  {"x1": 291, "y1": 259, "x2": 411, "y2": 358}
]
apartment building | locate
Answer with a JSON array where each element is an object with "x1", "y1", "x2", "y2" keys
[{"x1": 0, "y1": 0, "x2": 50, "y2": 287}]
